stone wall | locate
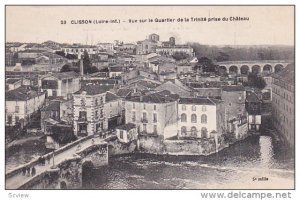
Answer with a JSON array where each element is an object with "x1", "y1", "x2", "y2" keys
[
  {"x1": 108, "y1": 139, "x2": 137, "y2": 155},
  {"x1": 138, "y1": 135, "x2": 219, "y2": 156}
]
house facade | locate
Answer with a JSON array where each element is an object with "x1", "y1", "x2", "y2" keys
[
  {"x1": 177, "y1": 97, "x2": 225, "y2": 139},
  {"x1": 73, "y1": 85, "x2": 109, "y2": 137}
]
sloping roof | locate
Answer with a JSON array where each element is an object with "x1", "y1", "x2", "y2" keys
[
  {"x1": 74, "y1": 85, "x2": 113, "y2": 95},
  {"x1": 179, "y1": 97, "x2": 216, "y2": 105},
  {"x1": 6, "y1": 86, "x2": 43, "y2": 101},
  {"x1": 116, "y1": 88, "x2": 133, "y2": 97},
  {"x1": 42, "y1": 71, "x2": 80, "y2": 80},
  {"x1": 106, "y1": 92, "x2": 120, "y2": 102},
  {"x1": 116, "y1": 123, "x2": 136, "y2": 131},
  {"x1": 271, "y1": 63, "x2": 295, "y2": 85},
  {"x1": 109, "y1": 66, "x2": 123, "y2": 72},
  {"x1": 127, "y1": 90, "x2": 179, "y2": 103},
  {"x1": 41, "y1": 101, "x2": 60, "y2": 111},
  {"x1": 221, "y1": 85, "x2": 245, "y2": 92},
  {"x1": 246, "y1": 91, "x2": 261, "y2": 102},
  {"x1": 6, "y1": 78, "x2": 21, "y2": 84}
]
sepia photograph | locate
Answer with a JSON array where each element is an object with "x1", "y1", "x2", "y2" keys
[{"x1": 4, "y1": 5, "x2": 295, "y2": 191}]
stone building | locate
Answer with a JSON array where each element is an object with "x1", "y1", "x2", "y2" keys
[
  {"x1": 271, "y1": 64, "x2": 295, "y2": 147},
  {"x1": 73, "y1": 85, "x2": 110, "y2": 137},
  {"x1": 177, "y1": 97, "x2": 225, "y2": 139},
  {"x1": 5, "y1": 86, "x2": 46, "y2": 126},
  {"x1": 38, "y1": 71, "x2": 81, "y2": 99},
  {"x1": 124, "y1": 90, "x2": 179, "y2": 139}
]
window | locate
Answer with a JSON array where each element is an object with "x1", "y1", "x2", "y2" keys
[
  {"x1": 79, "y1": 111, "x2": 87, "y2": 120},
  {"x1": 95, "y1": 98, "x2": 98, "y2": 106},
  {"x1": 7, "y1": 115, "x2": 12, "y2": 124},
  {"x1": 191, "y1": 126, "x2": 197, "y2": 137},
  {"x1": 95, "y1": 110, "x2": 98, "y2": 118},
  {"x1": 201, "y1": 114, "x2": 207, "y2": 124},
  {"x1": 143, "y1": 124, "x2": 147, "y2": 132},
  {"x1": 120, "y1": 130, "x2": 124, "y2": 139},
  {"x1": 182, "y1": 105, "x2": 186, "y2": 111},
  {"x1": 201, "y1": 127, "x2": 208, "y2": 138},
  {"x1": 181, "y1": 113, "x2": 187, "y2": 122},
  {"x1": 153, "y1": 113, "x2": 157, "y2": 123},
  {"x1": 154, "y1": 105, "x2": 156, "y2": 110},
  {"x1": 100, "y1": 109, "x2": 103, "y2": 118},
  {"x1": 15, "y1": 106, "x2": 19, "y2": 113},
  {"x1": 192, "y1": 105, "x2": 196, "y2": 111},
  {"x1": 153, "y1": 125, "x2": 157, "y2": 133},
  {"x1": 143, "y1": 104, "x2": 146, "y2": 110},
  {"x1": 15, "y1": 116, "x2": 19, "y2": 124},
  {"x1": 133, "y1": 103, "x2": 135, "y2": 109},
  {"x1": 181, "y1": 126, "x2": 187, "y2": 135},
  {"x1": 142, "y1": 112, "x2": 147, "y2": 121},
  {"x1": 202, "y1": 105, "x2": 207, "y2": 112},
  {"x1": 100, "y1": 97, "x2": 103, "y2": 104},
  {"x1": 96, "y1": 123, "x2": 100, "y2": 132},
  {"x1": 191, "y1": 114, "x2": 197, "y2": 123},
  {"x1": 132, "y1": 111, "x2": 136, "y2": 122}
]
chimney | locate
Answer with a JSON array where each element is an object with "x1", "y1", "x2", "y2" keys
[{"x1": 80, "y1": 59, "x2": 84, "y2": 76}]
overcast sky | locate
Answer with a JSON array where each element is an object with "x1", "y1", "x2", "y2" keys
[{"x1": 6, "y1": 6, "x2": 294, "y2": 46}]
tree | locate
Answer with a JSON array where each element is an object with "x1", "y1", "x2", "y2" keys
[
  {"x1": 82, "y1": 50, "x2": 95, "y2": 74},
  {"x1": 60, "y1": 64, "x2": 72, "y2": 72},
  {"x1": 196, "y1": 57, "x2": 217, "y2": 73},
  {"x1": 244, "y1": 72, "x2": 266, "y2": 89},
  {"x1": 172, "y1": 52, "x2": 190, "y2": 61}
]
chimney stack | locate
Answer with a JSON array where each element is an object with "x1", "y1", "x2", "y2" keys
[{"x1": 80, "y1": 59, "x2": 84, "y2": 76}]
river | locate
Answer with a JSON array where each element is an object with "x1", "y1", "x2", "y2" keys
[{"x1": 5, "y1": 135, "x2": 294, "y2": 189}]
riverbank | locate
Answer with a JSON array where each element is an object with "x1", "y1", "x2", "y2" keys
[{"x1": 6, "y1": 135, "x2": 45, "y2": 150}]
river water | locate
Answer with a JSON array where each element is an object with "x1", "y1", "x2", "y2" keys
[{"x1": 6, "y1": 135, "x2": 294, "y2": 189}]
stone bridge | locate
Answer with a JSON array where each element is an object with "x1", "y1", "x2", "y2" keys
[
  {"x1": 216, "y1": 60, "x2": 292, "y2": 74},
  {"x1": 5, "y1": 135, "x2": 114, "y2": 189}
]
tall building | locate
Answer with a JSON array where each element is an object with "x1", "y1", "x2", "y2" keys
[
  {"x1": 271, "y1": 64, "x2": 295, "y2": 147},
  {"x1": 124, "y1": 90, "x2": 178, "y2": 139},
  {"x1": 178, "y1": 97, "x2": 225, "y2": 139},
  {"x1": 73, "y1": 85, "x2": 110, "y2": 137}
]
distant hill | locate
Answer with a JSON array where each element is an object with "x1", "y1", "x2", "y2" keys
[{"x1": 188, "y1": 43, "x2": 295, "y2": 62}]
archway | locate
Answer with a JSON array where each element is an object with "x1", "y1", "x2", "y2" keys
[
  {"x1": 252, "y1": 65, "x2": 261, "y2": 74},
  {"x1": 274, "y1": 64, "x2": 284, "y2": 73},
  {"x1": 218, "y1": 66, "x2": 227, "y2": 74},
  {"x1": 229, "y1": 65, "x2": 238, "y2": 74},
  {"x1": 240, "y1": 65, "x2": 250, "y2": 75},
  {"x1": 201, "y1": 127, "x2": 208, "y2": 138},
  {"x1": 82, "y1": 160, "x2": 95, "y2": 188},
  {"x1": 263, "y1": 64, "x2": 272, "y2": 73},
  {"x1": 60, "y1": 181, "x2": 67, "y2": 189}
]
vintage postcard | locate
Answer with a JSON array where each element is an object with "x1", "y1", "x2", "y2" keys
[{"x1": 5, "y1": 5, "x2": 295, "y2": 191}]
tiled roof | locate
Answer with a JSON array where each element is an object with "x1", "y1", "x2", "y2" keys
[
  {"x1": 127, "y1": 90, "x2": 179, "y2": 103},
  {"x1": 41, "y1": 101, "x2": 60, "y2": 111},
  {"x1": 116, "y1": 88, "x2": 133, "y2": 97},
  {"x1": 221, "y1": 85, "x2": 245, "y2": 92},
  {"x1": 179, "y1": 97, "x2": 216, "y2": 105},
  {"x1": 6, "y1": 78, "x2": 21, "y2": 84},
  {"x1": 116, "y1": 123, "x2": 136, "y2": 131},
  {"x1": 51, "y1": 71, "x2": 80, "y2": 80},
  {"x1": 6, "y1": 86, "x2": 43, "y2": 101},
  {"x1": 105, "y1": 92, "x2": 120, "y2": 102},
  {"x1": 74, "y1": 85, "x2": 113, "y2": 95},
  {"x1": 271, "y1": 63, "x2": 295, "y2": 85}
]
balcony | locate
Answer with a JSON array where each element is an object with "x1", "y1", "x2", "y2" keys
[
  {"x1": 77, "y1": 117, "x2": 87, "y2": 122},
  {"x1": 141, "y1": 118, "x2": 148, "y2": 123}
]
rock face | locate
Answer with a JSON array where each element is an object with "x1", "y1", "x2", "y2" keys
[
  {"x1": 108, "y1": 139, "x2": 137, "y2": 155},
  {"x1": 138, "y1": 135, "x2": 221, "y2": 156}
]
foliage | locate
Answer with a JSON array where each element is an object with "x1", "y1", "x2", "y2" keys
[
  {"x1": 171, "y1": 52, "x2": 190, "y2": 61},
  {"x1": 82, "y1": 50, "x2": 98, "y2": 74},
  {"x1": 194, "y1": 57, "x2": 217, "y2": 73},
  {"x1": 60, "y1": 64, "x2": 72, "y2": 72},
  {"x1": 243, "y1": 72, "x2": 267, "y2": 89}
]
